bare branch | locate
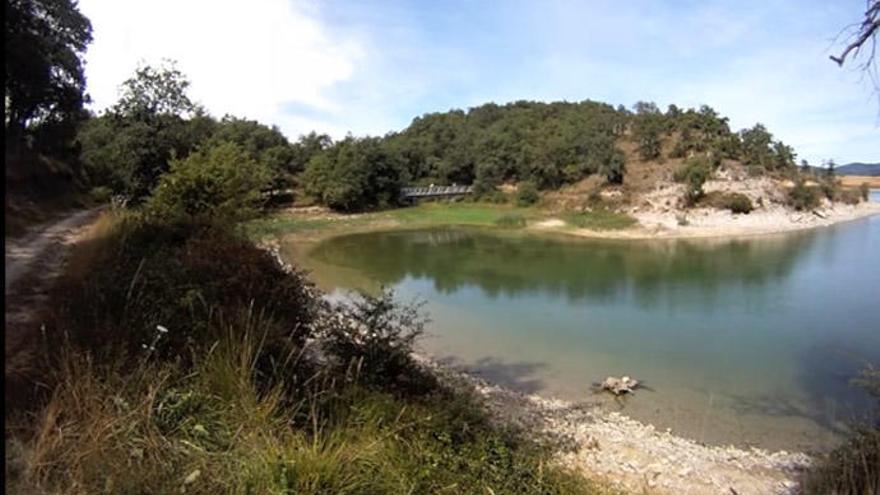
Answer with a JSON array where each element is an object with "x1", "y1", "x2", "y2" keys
[{"x1": 830, "y1": 0, "x2": 879, "y2": 66}]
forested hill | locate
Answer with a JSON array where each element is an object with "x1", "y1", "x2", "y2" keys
[{"x1": 302, "y1": 100, "x2": 798, "y2": 211}]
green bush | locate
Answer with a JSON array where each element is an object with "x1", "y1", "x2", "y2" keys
[
  {"x1": 860, "y1": 183, "x2": 871, "y2": 202},
  {"x1": 703, "y1": 192, "x2": 754, "y2": 214},
  {"x1": 838, "y1": 189, "x2": 862, "y2": 205},
  {"x1": 515, "y1": 181, "x2": 540, "y2": 206},
  {"x1": 481, "y1": 189, "x2": 510, "y2": 204},
  {"x1": 674, "y1": 157, "x2": 712, "y2": 206},
  {"x1": 494, "y1": 214, "x2": 527, "y2": 228},
  {"x1": 819, "y1": 178, "x2": 839, "y2": 201},
  {"x1": 51, "y1": 215, "x2": 319, "y2": 360},
  {"x1": 147, "y1": 142, "x2": 271, "y2": 221},
  {"x1": 88, "y1": 186, "x2": 113, "y2": 204},
  {"x1": 787, "y1": 180, "x2": 820, "y2": 211},
  {"x1": 322, "y1": 290, "x2": 432, "y2": 393}
]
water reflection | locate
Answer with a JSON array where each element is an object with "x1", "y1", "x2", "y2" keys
[
  {"x1": 307, "y1": 227, "x2": 818, "y2": 310},
  {"x1": 294, "y1": 218, "x2": 880, "y2": 449}
]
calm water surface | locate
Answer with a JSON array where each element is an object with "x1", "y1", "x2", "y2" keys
[{"x1": 288, "y1": 196, "x2": 880, "y2": 451}]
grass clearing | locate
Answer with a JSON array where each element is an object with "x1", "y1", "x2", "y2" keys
[
  {"x1": 562, "y1": 209, "x2": 637, "y2": 230},
  {"x1": 244, "y1": 202, "x2": 541, "y2": 241}
]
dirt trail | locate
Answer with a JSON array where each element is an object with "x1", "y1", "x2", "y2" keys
[
  {"x1": 5, "y1": 209, "x2": 99, "y2": 292},
  {"x1": 5, "y1": 209, "x2": 101, "y2": 399}
]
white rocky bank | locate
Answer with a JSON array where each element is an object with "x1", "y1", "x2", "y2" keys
[{"x1": 415, "y1": 355, "x2": 812, "y2": 495}]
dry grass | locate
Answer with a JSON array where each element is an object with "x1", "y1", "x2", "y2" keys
[{"x1": 840, "y1": 175, "x2": 880, "y2": 189}]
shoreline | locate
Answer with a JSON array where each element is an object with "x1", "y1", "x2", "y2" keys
[
  {"x1": 260, "y1": 199, "x2": 880, "y2": 250},
  {"x1": 552, "y1": 201, "x2": 880, "y2": 241},
  {"x1": 415, "y1": 354, "x2": 811, "y2": 495}
]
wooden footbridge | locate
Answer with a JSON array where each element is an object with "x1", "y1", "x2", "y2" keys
[{"x1": 401, "y1": 184, "x2": 473, "y2": 202}]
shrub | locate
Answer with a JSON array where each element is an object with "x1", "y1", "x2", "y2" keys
[
  {"x1": 515, "y1": 181, "x2": 540, "y2": 206},
  {"x1": 704, "y1": 192, "x2": 754, "y2": 214},
  {"x1": 725, "y1": 193, "x2": 753, "y2": 214},
  {"x1": 147, "y1": 141, "x2": 272, "y2": 221},
  {"x1": 787, "y1": 180, "x2": 820, "y2": 211},
  {"x1": 860, "y1": 182, "x2": 871, "y2": 202},
  {"x1": 674, "y1": 157, "x2": 712, "y2": 206},
  {"x1": 838, "y1": 189, "x2": 862, "y2": 205},
  {"x1": 494, "y1": 214, "x2": 527, "y2": 228},
  {"x1": 88, "y1": 186, "x2": 113, "y2": 204},
  {"x1": 800, "y1": 365, "x2": 880, "y2": 495},
  {"x1": 51, "y1": 215, "x2": 319, "y2": 360},
  {"x1": 321, "y1": 289, "x2": 432, "y2": 393},
  {"x1": 819, "y1": 177, "x2": 839, "y2": 201}
]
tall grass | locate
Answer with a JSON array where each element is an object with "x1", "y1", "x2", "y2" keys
[{"x1": 10, "y1": 319, "x2": 603, "y2": 494}]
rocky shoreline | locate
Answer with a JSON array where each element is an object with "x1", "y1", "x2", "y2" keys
[{"x1": 414, "y1": 355, "x2": 813, "y2": 495}]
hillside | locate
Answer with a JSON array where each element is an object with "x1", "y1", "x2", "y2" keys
[
  {"x1": 838, "y1": 162, "x2": 880, "y2": 176},
  {"x1": 301, "y1": 100, "x2": 804, "y2": 210},
  {"x1": 298, "y1": 100, "x2": 875, "y2": 227}
]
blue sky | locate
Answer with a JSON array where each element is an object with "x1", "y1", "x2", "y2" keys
[{"x1": 81, "y1": 0, "x2": 878, "y2": 164}]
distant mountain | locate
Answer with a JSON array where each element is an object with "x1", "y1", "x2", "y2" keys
[
  {"x1": 804, "y1": 162, "x2": 880, "y2": 176},
  {"x1": 837, "y1": 163, "x2": 880, "y2": 176}
]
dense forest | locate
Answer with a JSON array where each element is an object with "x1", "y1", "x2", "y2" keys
[
  {"x1": 73, "y1": 81, "x2": 800, "y2": 214},
  {"x1": 302, "y1": 100, "x2": 800, "y2": 211}
]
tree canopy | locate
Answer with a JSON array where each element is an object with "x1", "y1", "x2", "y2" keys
[
  {"x1": 5, "y1": 0, "x2": 92, "y2": 138},
  {"x1": 302, "y1": 100, "x2": 798, "y2": 211}
]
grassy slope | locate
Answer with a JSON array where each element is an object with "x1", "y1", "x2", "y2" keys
[{"x1": 6, "y1": 211, "x2": 617, "y2": 495}]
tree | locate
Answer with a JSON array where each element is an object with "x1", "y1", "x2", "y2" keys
[
  {"x1": 800, "y1": 159, "x2": 811, "y2": 174},
  {"x1": 830, "y1": 1, "x2": 878, "y2": 69},
  {"x1": 632, "y1": 112, "x2": 663, "y2": 160},
  {"x1": 79, "y1": 63, "x2": 202, "y2": 200},
  {"x1": 147, "y1": 141, "x2": 271, "y2": 221},
  {"x1": 598, "y1": 148, "x2": 626, "y2": 184},
  {"x1": 739, "y1": 124, "x2": 774, "y2": 171},
  {"x1": 207, "y1": 116, "x2": 296, "y2": 190},
  {"x1": 5, "y1": 0, "x2": 93, "y2": 144},
  {"x1": 827, "y1": 159, "x2": 837, "y2": 177},
  {"x1": 291, "y1": 131, "x2": 332, "y2": 174},
  {"x1": 112, "y1": 61, "x2": 195, "y2": 119},
  {"x1": 302, "y1": 137, "x2": 404, "y2": 212},
  {"x1": 674, "y1": 157, "x2": 712, "y2": 206}
]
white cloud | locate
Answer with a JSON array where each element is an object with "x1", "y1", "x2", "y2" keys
[{"x1": 79, "y1": 0, "x2": 362, "y2": 138}]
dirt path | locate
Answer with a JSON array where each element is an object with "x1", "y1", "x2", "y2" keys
[
  {"x1": 5, "y1": 209, "x2": 99, "y2": 292},
  {"x1": 5, "y1": 209, "x2": 101, "y2": 402}
]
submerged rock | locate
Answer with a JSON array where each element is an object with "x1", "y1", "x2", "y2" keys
[{"x1": 600, "y1": 375, "x2": 641, "y2": 395}]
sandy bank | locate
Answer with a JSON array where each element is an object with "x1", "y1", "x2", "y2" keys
[
  {"x1": 415, "y1": 355, "x2": 811, "y2": 495},
  {"x1": 534, "y1": 201, "x2": 880, "y2": 240}
]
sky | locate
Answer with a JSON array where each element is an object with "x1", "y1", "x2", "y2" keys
[{"x1": 78, "y1": 0, "x2": 878, "y2": 164}]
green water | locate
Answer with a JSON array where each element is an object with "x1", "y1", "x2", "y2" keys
[{"x1": 289, "y1": 204, "x2": 880, "y2": 451}]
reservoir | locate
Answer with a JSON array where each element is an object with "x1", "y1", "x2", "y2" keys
[{"x1": 289, "y1": 196, "x2": 880, "y2": 451}]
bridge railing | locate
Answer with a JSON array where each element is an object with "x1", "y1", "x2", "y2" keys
[{"x1": 401, "y1": 185, "x2": 473, "y2": 198}]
